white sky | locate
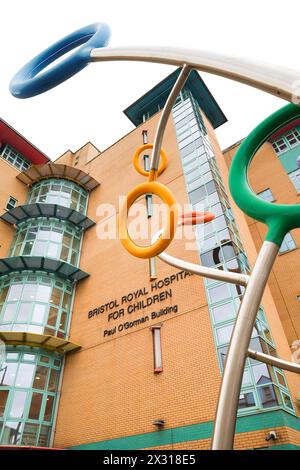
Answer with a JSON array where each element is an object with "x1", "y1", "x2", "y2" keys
[{"x1": 1, "y1": 0, "x2": 299, "y2": 159}]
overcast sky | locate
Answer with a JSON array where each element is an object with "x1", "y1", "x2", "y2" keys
[{"x1": 1, "y1": 0, "x2": 299, "y2": 159}]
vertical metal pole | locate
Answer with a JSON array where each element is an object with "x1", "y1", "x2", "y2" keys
[
  {"x1": 211, "y1": 240, "x2": 279, "y2": 450},
  {"x1": 150, "y1": 65, "x2": 191, "y2": 172},
  {"x1": 147, "y1": 65, "x2": 191, "y2": 281}
]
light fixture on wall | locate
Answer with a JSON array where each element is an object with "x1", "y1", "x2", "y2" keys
[
  {"x1": 153, "y1": 419, "x2": 165, "y2": 428},
  {"x1": 265, "y1": 431, "x2": 278, "y2": 442}
]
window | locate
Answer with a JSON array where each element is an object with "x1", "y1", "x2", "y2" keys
[
  {"x1": 149, "y1": 257, "x2": 157, "y2": 282},
  {"x1": 208, "y1": 283, "x2": 231, "y2": 303},
  {"x1": 201, "y1": 247, "x2": 223, "y2": 267},
  {"x1": 142, "y1": 130, "x2": 148, "y2": 144},
  {"x1": 279, "y1": 232, "x2": 297, "y2": 254},
  {"x1": 10, "y1": 219, "x2": 82, "y2": 266},
  {"x1": 212, "y1": 302, "x2": 236, "y2": 324},
  {"x1": 239, "y1": 391, "x2": 256, "y2": 409},
  {"x1": 289, "y1": 168, "x2": 300, "y2": 193},
  {"x1": 0, "y1": 349, "x2": 61, "y2": 447},
  {"x1": 9, "y1": 391, "x2": 27, "y2": 418},
  {"x1": 146, "y1": 195, "x2": 153, "y2": 218},
  {"x1": 271, "y1": 138, "x2": 288, "y2": 155},
  {"x1": 28, "y1": 179, "x2": 88, "y2": 214},
  {"x1": 0, "y1": 390, "x2": 9, "y2": 417},
  {"x1": 285, "y1": 129, "x2": 300, "y2": 147},
  {"x1": 216, "y1": 323, "x2": 234, "y2": 345},
  {"x1": 271, "y1": 128, "x2": 300, "y2": 155},
  {"x1": 189, "y1": 185, "x2": 206, "y2": 204},
  {"x1": 257, "y1": 189, "x2": 275, "y2": 202},
  {"x1": 143, "y1": 155, "x2": 150, "y2": 172},
  {"x1": 258, "y1": 384, "x2": 280, "y2": 408},
  {"x1": 0, "y1": 273, "x2": 73, "y2": 338},
  {"x1": 151, "y1": 326, "x2": 163, "y2": 373},
  {"x1": 5, "y1": 196, "x2": 17, "y2": 211},
  {"x1": 282, "y1": 391, "x2": 294, "y2": 410},
  {"x1": 0, "y1": 145, "x2": 31, "y2": 171},
  {"x1": 142, "y1": 111, "x2": 150, "y2": 122}
]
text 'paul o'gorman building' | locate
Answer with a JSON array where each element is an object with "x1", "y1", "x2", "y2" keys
[{"x1": 1, "y1": 69, "x2": 300, "y2": 450}]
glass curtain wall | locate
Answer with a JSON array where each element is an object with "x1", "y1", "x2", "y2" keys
[
  {"x1": 28, "y1": 179, "x2": 87, "y2": 213},
  {"x1": 9, "y1": 219, "x2": 82, "y2": 266},
  {"x1": 0, "y1": 272, "x2": 72, "y2": 338},
  {"x1": 172, "y1": 89, "x2": 295, "y2": 415}
]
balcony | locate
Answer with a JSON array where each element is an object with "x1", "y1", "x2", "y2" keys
[
  {"x1": 0, "y1": 256, "x2": 89, "y2": 282},
  {"x1": 0, "y1": 203, "x2": 95, "y2": 230}
]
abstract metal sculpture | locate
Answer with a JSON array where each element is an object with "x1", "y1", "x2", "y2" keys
[{"x1": 10, "y1": 22, "x2": 300, "y2": 450}]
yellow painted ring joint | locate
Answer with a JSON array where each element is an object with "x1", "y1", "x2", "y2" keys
[
  {"x1": 119, "y1": 181, "x2": 178, "y2": 259},
  {"x1": 133, "y1": 144, "x2": 167, "y2": 178}
]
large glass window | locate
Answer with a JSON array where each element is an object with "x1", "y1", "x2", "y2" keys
[
  {"x1": 0, "y1": 273, "x2": 72, "y2": 338},
  {"x1": 28, "y1": 179, "x2": 88, "y2": 214},
  {"x1": 10, "y1": 219, "x2": 82, "y2": 266},
  {"x1": 0, "y1": 348, "x2": 61, "y2": 447},
  {"x1": 0, "y1": 145, "x2": 31, "y2": 172}
]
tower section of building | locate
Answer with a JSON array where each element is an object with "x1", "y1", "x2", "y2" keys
[
  {"x1": 0, "y1": 161, "x2": 98, "y2": 447},
  {"x1": 171, "y1": 84, "x2": 294, "y2": 415}
]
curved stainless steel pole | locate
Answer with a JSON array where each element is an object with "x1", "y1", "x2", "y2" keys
[
  {"x1": 158, "y1": 250, "x2": 249, "y2": 286},
  {"x1": 211, "y1": 241, "x2": 279, "y2": 450},
  {"x1": 151, "y1": 65, "x2": 191, "y2": 171},
  {"x1": 152, "y1": 229, "x2": 249, "y2": 286},
  {"x1": 91, "y1": 46, "x2": 300, "y2": 102},
  {"x1": 148, "y1": 65, "x2": 191, "y2": 281},
  {"x1": 248, "y1": 349, "x2": 300, "y2": 374}
]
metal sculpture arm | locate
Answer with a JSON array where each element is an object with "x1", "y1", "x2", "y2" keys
[
  {"x1": 150, "y1": 64, "x2": 191, "y2": 178},
  {"x1": 248, "y1": 350, "x2": 300, "y2": 374},
  {"x1": 10, "y1": 25, "x2": 300, "y2": 103},
  {"x1": 152, "y1": 228, "x2": 249, "y2": 287},
  {"x1": 91, "y1": 46, "x2": 299, "y2": 103}
]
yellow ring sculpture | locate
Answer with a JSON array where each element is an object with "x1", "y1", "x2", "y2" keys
[
  {"x1": 133, "y1": 144, "x2": 167, "y2": 178},
  {"x1": 119, "y1": 181, "x2": 178, "y2": 259}
]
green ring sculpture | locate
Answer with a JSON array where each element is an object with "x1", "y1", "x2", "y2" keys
[{"x1": 229, "y1": 102, "x2": 300, "y2": 246}]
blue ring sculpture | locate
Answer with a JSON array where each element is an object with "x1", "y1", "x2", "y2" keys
[{"x1": 9, "y1": 22, "x2": 111, "y2": 98}]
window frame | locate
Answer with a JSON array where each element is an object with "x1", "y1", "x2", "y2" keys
[
  {"x1": 151, "y1": 325, "x2": 163, "y2": 373},
  {"x1": 9, "y1": 218, "x2": 82, "y2": 266},
  {"x1": 5, "y1": 196, "x2": 18, "y2": 211},
  {"x1": 0, "y1": 272, "x2": 73, "y2": 338},
  {"x1": 0, "y1": 348, "x2": 61, "y2": 447},
  {"x1": 0, "y1": 145, "x2": 31, "y2": 172},
  {"x1": 271, "y1": 128, "x2": 300, "y2": 155}
]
